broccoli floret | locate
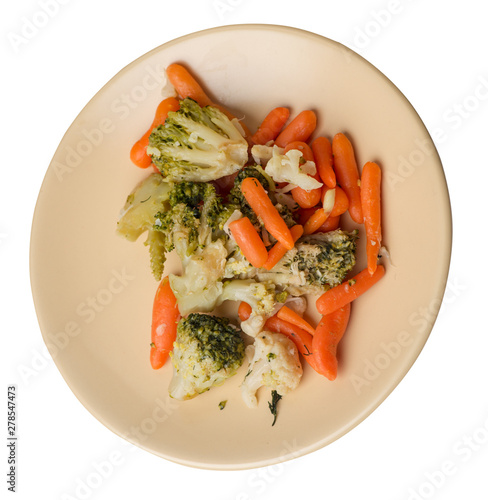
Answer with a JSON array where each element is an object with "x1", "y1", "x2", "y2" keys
[
  {"x1": 256, "y1": 229, "x2": 358, "y2": 295},
  {"x1": 153, "y1": 182, "x2": 235, "y2": 314},
  {"x1": 274, "y1": 203, "x2": 297, "y2": 229},
  {"x1": 169, "y1": 313, "x2": 245, "y2": 400},
  {"x1": 154, "y1": 203, "x2": 200, "y2": 256},
  {"x1": 147, "y1": 98, "x2": 248, "y2": 182}
]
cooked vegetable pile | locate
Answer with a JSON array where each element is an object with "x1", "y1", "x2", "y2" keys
[{"x1": 117, "y1": 63, "x2": 386, "y2": 425}]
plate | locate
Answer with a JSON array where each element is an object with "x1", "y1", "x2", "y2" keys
[{"x1": 30, "y1": 24, "x2": 451, "y2": 470}]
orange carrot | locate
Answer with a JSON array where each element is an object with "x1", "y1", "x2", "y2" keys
[
  {"x1": 303, "y1": 188, "x2": 336, "y2": 235},
  {"x1": 252, "y1": 107, "x2": 290, "y2": 145},
  {"x1": 277, "y1": 305, "x2": 316, "y2": 335},
  {"x1": 311, "y1": 136, "x2": 336, "y2": 188},
  {"x1": 317, "y1": 215, "x2": 341, "y2": 233},
  {"x1": 263, "y1": 224, "x2": 303, "y2": 270},
  {"x1": 361, "y1": 161, "x2": 382, "y2": 275},
  {"x1": 264, "y1": 316, "x2": 319, "y2": 371},
  {"x1": 166, "y1": 63, "x2": 251, "y2": 137},
  {"x1": 166, "y1": 63, "x2": 213, "y2": 107},
  {"x1": 238, "y1": 304, "x2": 317, "y2": 369},
  {"x1": 228, "y1": 217, "x2": 268, "y2": 268},
  {"x1": 130, "y1": 97, "x2": 180, "y2": 168},
  {"x1": 297, "y1": 206, "x2": 318, "y2": 226},
  {"x1": 312, "y1": 303, "x2": 351, "y2": 381},
  {"x1": 275, "y1": 110, "x2": 317, "y2": 148},
  {"x1": 238, "y1": 301, "x2": 253, "y2": 322},
  {"x1": 332, "y1": 133, "x2": 363, "y2": 224},
  {"x1": 150, "y1": 277, "x2": 180, "y2": 369},
  {"x1": 240, "y1": 177, "x2": 294, "y2": 250},
  {"x1": 324, "y1": 185, "x2": 349, "y2": 217},
  {"x1": 284, "y1": 141, "x2": 322, "y2": 209},
  {"x1": 316, "y1": 265, "x2": 385, "y2": 315}
]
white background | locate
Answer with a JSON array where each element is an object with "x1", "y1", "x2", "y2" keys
[{"x1": 2, "y1": 0, "x2": 487, "y2": 499}]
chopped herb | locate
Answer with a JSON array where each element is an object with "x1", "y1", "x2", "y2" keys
[
  {"x1": 218, "y1": 400, "x2": 227, "y2": 410},
  {"x1": 267, "y1": 352, "x2": 276, "y2": 361},
  {"x1": 140, "y1": 195, "x2": 152, "y2": 203},
  {"x1": 348, "y1": 279, "x2": 357, "y2": 286},
  {"x1": 150, "y1": 342, "x2": 156, "y2": 348},
  {"x1": 268, "y1": 390, "x2": 282, "y2": 426}
]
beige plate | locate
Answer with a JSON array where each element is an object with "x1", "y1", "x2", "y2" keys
[{"x1": 30, "y1": 25, "x2": 451, "y2": 470}]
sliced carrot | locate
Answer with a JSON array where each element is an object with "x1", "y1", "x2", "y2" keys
[
  {"x1": 303, "y1": 188, "x2": 336, "y2": 235},
  {"x1": 332, "y1": 133, "x2": 363, "y2": 224},
  {"x1": 277, "y1": 305, "x2": 315, "y2": 335},
  {"x1": 275, "y1": 110, "x2": 317, "y2": 148},
  {"x1": 240, "y1": 177, "x2": 294, "y2": 250},
  {"x1": 130, "y1": 97, "x2": 180, "y2": 168},
  {"x1": 252, "y1": 107, "x2": 290, "y2": 145},
  {"x1": 284, "y1": 141, "x2": 322, "y2": 209},
  {"x1": 228, "y1": 217, "x2": 268, "y2": 268},
  {"x1": 263, "y1": 224, "x2": 303, "y2": 270},
  {"x1": 313, "y1": 303, "x2": 351, "y2": 381},
  {"x1": 311, "y1": 136, "x2": 336, "y2": 188},
  {"x1": 316, "y1": 265, "x2": 385, "y2": 316},
  {"x1": 361, "y1": 161, "x2": 382, "y2": 275},
  {"x1": 150, "y1": 277, "x2": 180, "y2": 369}
]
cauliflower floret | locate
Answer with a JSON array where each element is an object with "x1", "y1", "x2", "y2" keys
[
  {"x1": 169, "y1": 239, "x2": 228, "y2": 315},
  {"x1": 218, "y1": 279, "x2": 276, "y2": 337},
  {"x1": 263, "y1": 147, "x2": 323, "y2": 191},
  {"x1": 241, "y1": 331, "x2": 303, "y2": 408}
]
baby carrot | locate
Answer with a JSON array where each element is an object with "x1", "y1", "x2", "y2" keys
[
  {"x1": 166, "y1": 63, "x2": 213, "y2": 107},
  {"x1": 361, "y1": 161, "x2": 382, "y2": 275},
  {"x1": 274, "y1": 110, "x2": 317, "y2": 148},
  {"x1": 317, "y1": 215, "x2": 341, "y2": 233},
  {"x1": 241, "y1": 177, "x2": 294, "y2": 250},
  {"x1": 228, "y1": 217, "x2": 268, "y2": 268},
  {"x1": 251, "y1": 107, "x2": 290, "y2": 145},
  {"x1": 263, "y1": 224, "x2": 303, "y2": 270},
  {"x1": 332, "y1": 133, "x2": 363, "y2": 224},
  {"x1": 312, "y1": 303, "x2": 351, "y2": 381},
  {"x1": 311, "y1": 136, "x2": 336, "y2": 188},
  {"x1": 130, "y1": 97, "x2": 180, "y2": 168},
  {"x1": 316, "y1": 265, "x2": 385, "y2": 316},
  {"x1": 277, "y1": 305, "x2": 316, "y2": 336},
  {"x1": 150, "y1": 277, "x2": 180, "y2": 369},
  {"x1": 166, "y1": 63, "x2": 251, "y2": 137},
  {"x1": 303, "y1": 188, "x2": 336, "y2": 235},
  {"x1": 238, "y1": 301, "x2": 253, "y2": 322},
  {"x1": 326, "y1": 185, "x2": 349, "y2": 217},
  {"x1": 284, "y1": 141, "x2": 322, "y2": 209}
]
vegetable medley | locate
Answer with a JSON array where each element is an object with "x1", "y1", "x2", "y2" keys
[{"x1": 117, "y1": 63, "x2": 386, "y2": 425}]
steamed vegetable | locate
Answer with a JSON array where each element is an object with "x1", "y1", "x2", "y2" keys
[{"x1": 148, "y1": 98, "x2": 248, "y2": 182}]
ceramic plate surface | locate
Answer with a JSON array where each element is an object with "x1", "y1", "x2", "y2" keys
[{"x1": 30, "y1": 24, "x2": 451, "y2": 470}]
